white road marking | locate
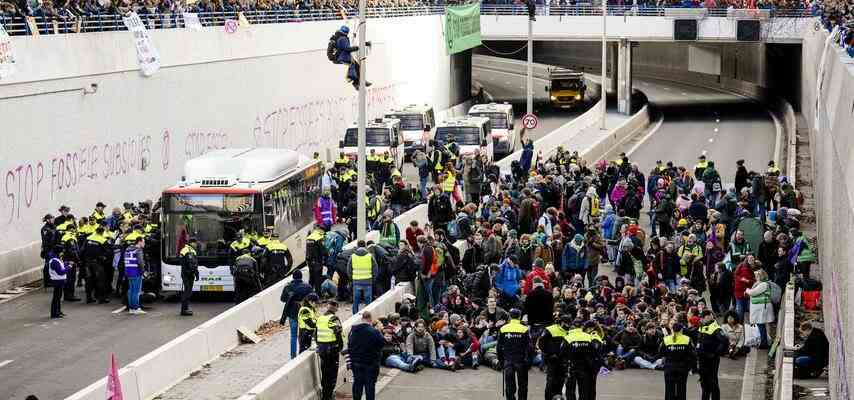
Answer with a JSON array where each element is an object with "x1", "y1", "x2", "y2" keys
[
  {"x1": 714, "y1": 128, "x2": 719, "y2": 133},
  {"x1": 681, "y1": 92, "x2": 688, "y2": 96},
  {"x1": 112, "y1": 306, "x2": 127, "y2": 314},
  {"x1": 716, "y1": 118, "x2": 720, "y2": 123},
  {"x1": 663, "y1": 86, "x2": 671, "y2": 91},
  {"x1": 0, "y1": 360, "x2": 13, "y2": 368},
  {"x1": 709, "y1": 138, "x2": 714, "y2": 143}
]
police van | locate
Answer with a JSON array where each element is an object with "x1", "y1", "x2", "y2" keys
[
  {"x1": 468, "y1": 103, "x2": 516, "y2": 156},
  {"x1": 338, "y1": 118, "x2": 404, "y2": 170},
  {"x1": 384, "y1": 104, "x2": 436, "y2": 157},
  {"x1": 433, "y1": 116, "x2": 493, "y2": 163}
]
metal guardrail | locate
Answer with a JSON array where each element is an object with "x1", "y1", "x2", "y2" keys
[{"x1": 0, "y1": 4, "x2": 810, "y2": 36}]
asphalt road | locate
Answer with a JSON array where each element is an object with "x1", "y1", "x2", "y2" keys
[{"x1": 0, "y1": 290, "x2": 234, "y2": 400}]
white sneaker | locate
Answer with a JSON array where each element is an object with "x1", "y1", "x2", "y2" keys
[
  {"x1": 136, "y1": 309, "x2": 147, "y2": 314},
  {"x1": 129, "y1": 309, "x2": 147, "y2": 315}
]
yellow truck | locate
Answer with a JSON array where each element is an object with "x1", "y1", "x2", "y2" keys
[{"x1": 545, "y1": 68, "x2": 586, "y2": 109}]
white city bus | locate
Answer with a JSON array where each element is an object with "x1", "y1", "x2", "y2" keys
[{"x1": 159, "y1": 148, "x2": 322, "y2": 293}]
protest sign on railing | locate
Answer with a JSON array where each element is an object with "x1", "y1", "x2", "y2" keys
[
  {"x1": 183, "y1": 12, "x2": 204, "y2": 30},
  {"x1": 122, "y1": 12, "x2": 161, "y2": 76},
  {"x1": 0, "y1": 23, "x2": 16, "y2": 79}
]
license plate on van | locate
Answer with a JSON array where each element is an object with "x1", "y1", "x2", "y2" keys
[{"x1": 201, "y1": 285, "x2": 223, "y2": 292}]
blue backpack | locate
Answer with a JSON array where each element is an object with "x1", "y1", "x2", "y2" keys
[{"x1": 324, "y1": 231, "x2": 345, "y2": 267}]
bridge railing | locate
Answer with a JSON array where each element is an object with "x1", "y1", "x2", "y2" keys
[{"x1": 0, "y1": 4, "x2": 809, "y2": 36}]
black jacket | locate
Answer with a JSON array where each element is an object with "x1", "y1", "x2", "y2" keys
[
  {"x1": 280, "y1": 278, "x2": 313, "y2": 319},
  {"x1": 497, "y1": 320, "x2": 533, "y2": 366},
  {"x1": 523, "y1": 287, "x2": 555, "y2": 326},
  {"x1": 427, "y1": 193, "x2": 453, "y2": 225},
  {"x1": 795, "y1": 328, "x2": 829, "y2": 368},
  {"x1": 347, "y1": 322, "x2": 386, "y2": 368},
  {"x1": 697, "y1": 322, "x2": 730, "y2": 359},
  {"x1": 390, "y1": 249, "x2": 418, "y2": 283}
]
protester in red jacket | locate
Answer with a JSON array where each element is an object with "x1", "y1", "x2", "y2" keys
[
  {"x1": 522, "y1": 258, "x2": 552, "y2": 295},
  {"x1": 733, "y1": 256, "x2": 757, "y2": 321}
]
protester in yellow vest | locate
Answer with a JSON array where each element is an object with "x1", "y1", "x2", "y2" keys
[{"x1": 348, "y1": 240, "x2": 376, "y2": 314}]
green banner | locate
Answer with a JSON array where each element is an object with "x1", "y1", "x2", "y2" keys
[{"x1": 445, "y1": 3, "x2": 482, "y2": 55}]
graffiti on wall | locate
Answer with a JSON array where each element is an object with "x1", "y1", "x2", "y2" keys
[
  {"x1": 252, "y1": 83, "x2": 403, "y2": 154},
  {"x1": 3, "y1": 130, "x2": 231, "y2": 224}
]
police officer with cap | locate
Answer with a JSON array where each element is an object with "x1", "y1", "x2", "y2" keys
[
  {"x1": 317, "y1": 300, "x2": 344, "y2": 400},
  {"x1": 697, "y1": 310, "x2": 729, "y2": 400},
  {"x1": 232, "y1": 247, "x2": 261, "y2": 303},
  {"x1": 539, "y1": 314, "x2": 572, "y2": 400},
  {"x1": 660, "y1": 322, "x2": 697, "y2": 400},
  {"x1": 497, "y1": 308, "x2": 533, "y2": 400},
  {"x1": 265, "y1": 232, "x2": 293, "y2": 286},
  {"x1": 562, "y1": 318, "x2": 600, "y2": 400},
  {"x1": 179, "y1": 237, "x2": 200, "y2": 316}
]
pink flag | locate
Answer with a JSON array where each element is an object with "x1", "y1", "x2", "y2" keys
[{"x1": 106, "y1": 353, "x2": 123, "y2": 400}]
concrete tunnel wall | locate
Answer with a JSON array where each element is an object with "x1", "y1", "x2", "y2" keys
[
  {"x1": 0, "y1": 15, "x2": 469, "y2": 290},
  {"x1": 478, "y1": 40, "x2": 803, "y2": 107},
  {"x1": 800, "y1": 25, "x2": 854, "y2": 400}
]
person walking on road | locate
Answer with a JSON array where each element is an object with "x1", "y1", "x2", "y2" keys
[
  {"x1": 661, "y1": 322, "x2": 697, "y2": 400},
  {"x1": 497, "y1": 308, "x2": 533, "y2": 400},
  {"x1": 317, "y1": 301, "x2": 344, "y2": 400},
  {"x1": 347, "y1": 310, "x2": 386, "y2": 400},
  {"x1": 124, "y1": 236, "x2": 147, "y2": 315},
  {"x1": 47, "y1": 245, "x2": 68, "y2": 319},
  {"x1": 280, "y1": 270, "x2": 314, "y2": 359},
  {"x1": 298, "y1": 293, "x2": 320, "y2": 354},
  {"x1": 349, "y1": 240, "x2": 378, "y2": 314},
  {"x1": 179, "y1": 238, "x2": 200, "y2": 316},
  {"x1": 697, "y1": 310, "x2": 730, "y2": 400}
]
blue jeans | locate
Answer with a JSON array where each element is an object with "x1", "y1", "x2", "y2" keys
[
  {"x1": 757, "y1": 323, "x2": 769, "y2": 348},
  {"x1": 289, "y1": 318, "x2": 299, "y2": 359},
  {"x1": 616, "y1": 346, "x2": 636, "y2": 360},
  {"x1": 735, "y1": 298, "x2": 750, "y2": 321},
  {"x1": 321, "y1": 279, "x2": 338, "y2": 298},
  {"x1": 794, "y1": 355, "x2": 815, "y2": 368},
  {"x1": 419, "y1": 176, "x2": 428, "y2": 200},
  {"x1": 665, "y1": 279, "x2": 677, "y2": 294},
  {"x1": 436, "y1": 345, "x2": 456, "y2": 367},
  {"x1": 422, "y1": 277, "x2": 436, "y2": 307},
  {"x1": 352, "y1": 281, "x2": 373, "y2": 314},
  {"x1": 127, "y1": 276, "x2": 142, "y2": 310},
  {"x1": 386, "y1": 353, "x2": 423, "y2": 371}
]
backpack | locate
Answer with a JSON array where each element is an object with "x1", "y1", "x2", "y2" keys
[
  {"x1": 326, "y1": 34, "x2": 339, "y2": 63},
  {"x1": 768, "y1": 281, "x2": 783, "y2": 304},
  {"x1": 324, "y1": 231, "x2": 346, "y2": 267},
  {"x1": 446, "y1": 218, "x2": 460, "y2": 240}
]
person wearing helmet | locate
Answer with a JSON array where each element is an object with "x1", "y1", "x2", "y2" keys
[{"x1": 334, "y1": 25, "x2": 371, "y2": 90}]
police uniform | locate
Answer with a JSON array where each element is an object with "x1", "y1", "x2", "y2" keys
[
  {"x1": 229, "y1": 236, "x2": 252, "y2": 260},
  {"x1": 539, "y1": 323, "x2": 569, "y2": 400},
  {"x1": 562, "y1": 328, "x2": 600, "y2": 400},
  {"x1": 660, "y1": 331, "x2": 697, "y2": 400},
  {"x1": 265, "y1": 238, "x2": 293, "y2": 286},
  {"x1": 297, "y1": 305, "x2": 317, "y2": 353},
  {"x1": 179, "y1": 243, "x2": 199, "y2": 315},
  {"x1": 317, "y1": 311, "x2": 344, "y2": 400},
  {"x1": 497, "y1": 319, "x2": 533, "y2": 400},
  {"x1": 697, "y1": 321, "x2": 729, "y2": 400},
  {"x1": 60, "y1": 229, "x2": 82, "y2": 301},
  {"x1": 334, "y1": 155, "x2": 351, "y2": 169},
  {"x1": 377, "y1": 154, "x2": 393, "y2": 188},
  {"x1": 232, "y1": 252, "x2": 261, "y2": 303},
  {"x1": 82, "y1": 231, "x2": 110, "y2": 303},
  {"x1": 694, "y1": 159, "x2": 709, "y2": 180},
  {"x1": 306, "y1": 229, "x2": 327, "y2": 293}
]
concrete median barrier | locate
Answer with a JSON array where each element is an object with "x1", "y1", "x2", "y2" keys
[
  {"x1": 128, "y1": 328, "x2": 212, "y2": 399},
  {"x1": 237, "y1": 350, "x2": 320, "y2": 400},
  {"x1": 197, "y1": 296, "x2": 267, "y2": 359},
  {"x1": 64, "y1": 368, "x2": 141, "y2": 400},
  {"x1": 580, "y1": 104, "x2": 651, "y2": 162}
]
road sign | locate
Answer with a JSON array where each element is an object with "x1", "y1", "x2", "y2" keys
[{"x1": 522, "y1": 113, "x2": 538, "y2": 130}]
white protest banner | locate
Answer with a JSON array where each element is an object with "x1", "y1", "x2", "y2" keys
[
  {"x1": 0, "y1": 22, "x2": 16, "y2": 79},
  {"x1": 182, "y1": 12, "x2": 203, "y2": 30},
  {"x1": 123, "y1": 12, "x2": 160, "y2": 76}
]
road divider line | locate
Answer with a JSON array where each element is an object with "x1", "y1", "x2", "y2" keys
[
  {"x1": 112, "y1": 306, "x2": 127, "y2": 314},
  {"x1": 740, "y1": 348, "x2": 758, "y2": 400}
]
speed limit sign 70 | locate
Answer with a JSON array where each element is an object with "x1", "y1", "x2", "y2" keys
[{"x1": 522, "y1": 113, "x2": 538, "y2": 130}]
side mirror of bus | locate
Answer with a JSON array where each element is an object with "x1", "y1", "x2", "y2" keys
[{"x1": 338, "y1": 140, "x2": 344, "y2": 148}]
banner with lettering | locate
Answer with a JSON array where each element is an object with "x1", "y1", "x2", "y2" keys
[
  {"x1": 123, "y1": 12, "x2": 161, "y2": 76},
  {"x1": 182, "y1": 12, "x2": 203, "y2": 30},
  {"x1": 444, "y1": 3, "x2": 481, "y2": 55},
  {"x1": 0, "y1": 23, "x2": 15, "y2": 79}
]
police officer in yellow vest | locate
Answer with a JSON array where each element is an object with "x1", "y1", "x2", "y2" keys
[
  {"x1": 316, "y1": 300, "x2": 343, "y2": 400},
  {"x1": 365, "y1": 188, "x2": 382, "y2": 230},
  {"x1": 441, "y1": 169, "x2": 456, "y2": 196},
  {"x1": 229, "y1": 230, "x2": 252, "y2": 261},
  {"x1": 561, "y1": 320, "x2": 600, "y2": 400},
  {"x1": 539, "y1": 315, "x2": 572, "y2": 400},
  {"x1": 366, "y1": 149, "x2": 381, "y2": 178},
  {"x1": 767, "y1": 160, "x2": 781, "y2": 176},
  {"x1": 60, "y1": 225, "x2": 83, "y2": 302},
  {"x1": 694, "y1": 155, "x2": 709, "y2": 180},
  {"x1": 297, "y1": 293, "x2": 320, "y2": 354},
  {"x1": 82, "y1": 226, "x2": 110, "y2": 303},
  {"x1": 497, "y1": 309, "x2": 533, "y2": 400},
  {"x1": 660, "y1": 322, "x2": 697, "y2": 400},
  {"x1": 377, "y1": 151, "x2": 394, "y2": 188},
  {"x1": 91, "y1": 202, "x2": 107, "y2": 223},
  {"x1": 265, "y1": 233, "x2": 293, "y2": 285},
  {"x1": 335, "y1": 152, "x2": 351, "y2": 169},
  {"x1": 697, "y1": 311, "x2": 730, "y2": 400},
  {"x1": 179, "y1": 238, "x2": 200, "y2": 316},
  {"x1": 348, "y1": 240, "x2": 377, "y2": 315},
  {"x1": 428, "y1": 139, "x2": 444, "y2": 183}
]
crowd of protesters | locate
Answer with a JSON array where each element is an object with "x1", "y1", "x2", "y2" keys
[
  {"x1": 812, "y1": 0, "x2": 854, "y2": 58},
  {"x1": 304, "y1": 136, "x2": 831, "y2": 399}
]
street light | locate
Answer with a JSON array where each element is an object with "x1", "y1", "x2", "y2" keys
[
  {"x1": 356, "y1": 0, "x2": 368, "y2": 240},
  {"x1": 600, "y1": 0, "x2": 607, "y2": 130},
  {"x1": 527, "y1": 12, "x2": 533, "y2": 117}
]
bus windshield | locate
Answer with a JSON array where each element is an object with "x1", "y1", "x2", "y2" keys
[
  {"x1": 552, "y1": 79, "x2": 583, "y2": 91},
  {"x1": 161, "y1": 193, "x2": 261, "y2": 264},
  {"x1": 470, "y1": 112, "x2": 508, "y2": 129},
  {"x1": 435, "y1": 127, "x2": 482, "y2": 146},
  {"x1": 387, "y1": 114, "x2": 423, "y2": 130},
  {"x1": 344, "y1": 128, "x2": 391, "y2": 147}
]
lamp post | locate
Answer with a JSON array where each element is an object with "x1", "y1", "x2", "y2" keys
[
  {"x1": 600, "y1": 0, "x2": 607, "y2": 130},
  {"x1": 356, "y1": 0, "x2": 368, "y2": 240}
]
